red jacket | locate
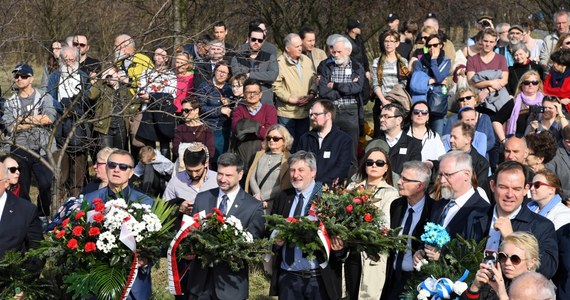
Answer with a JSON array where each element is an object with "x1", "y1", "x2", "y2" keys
[{"x1": 544, "y1": 72, "x2": 570, "y2": 111}]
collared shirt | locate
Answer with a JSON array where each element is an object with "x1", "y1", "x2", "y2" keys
[
  {"x1": 281, "y1": 181, "x2": 318, "y2": 271},
  {"x1": 441, "y1": 187, "x2": 475, "y2": 228},
  {"x1": 216, "y1": 187, "x2": 240, "y2": 213},
  {"x1": 386, "y1": 130, "x2": 403, "y2": 148},
  {"x1": 0, "y1": 192, "x2": 7, "y2": 223},
  {"x1": 486, "y1": 205, "x2": 522, "y2": 251},
  {"x1": 247, "y1": 103, "x2": 263, "y2": 116},
  {"x1": 398, "y1": 197, "x2": 426, "y2": 272},
  {"x1": 163, "y1": 169, "x2": 218, "y2": 203},
  {"x1": 330, "y1": 60, "x2": 357, "y2": 105}
]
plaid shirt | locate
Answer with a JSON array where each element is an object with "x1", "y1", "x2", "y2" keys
[{"x1": 330, "y1": 60, "x2": 357, "y2": 105}]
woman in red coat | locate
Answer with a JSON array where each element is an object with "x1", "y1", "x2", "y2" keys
[{"x1": 544, "y1": 48, "x2": 570, "y2": 112}]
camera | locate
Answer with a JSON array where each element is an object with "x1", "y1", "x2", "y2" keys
[
  {"x1": 483, "y1": 250, "x2": 497, "y2": 281},
  {"x1": 529, "y1": 105, "x2": 545, "y2": 113},
  {"x1": 479, "y1": 20, "x2": 491, "y2": 28}
]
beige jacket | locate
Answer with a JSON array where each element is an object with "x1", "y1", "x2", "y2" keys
[{"x1": 273, "y1": 54, "x2": 317, "y2": 119}]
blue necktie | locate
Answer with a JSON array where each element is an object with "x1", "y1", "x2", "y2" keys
[
  {"x1": 219, "y1": 194, "x2": 229, "y2": 215},
  {"x1": 395, "y1": 207, "x2": 414, "y2": 273},
  {"x1": 438, "y1": 200, "x2": 456, "y2": 226}
]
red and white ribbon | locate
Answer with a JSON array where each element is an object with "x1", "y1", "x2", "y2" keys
[
  {"x1": 167, "y1": 214, "x2": 197, "y2": 295},
  {"x1": 118, "y1": 222, "x2": 138, "y2": 300}
]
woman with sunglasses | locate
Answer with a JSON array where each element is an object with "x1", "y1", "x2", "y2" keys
[
  {"x1": 462, "y1": 232, "x2": 540, "y2": 300},
  {"x1": 406, "y1": 101, "x2": 445, "y2": 161},
  {"x1": 81, "y1": 147, "x2": 117, "y2": 195},
  {"x1": 550, "y1": 33, "x2": 570, "y2": 58},
  {"x1": 344, "y1": 147, "x2": 399, "y2": 300},
  {"x1": 524, "y1": 131, "x2": 558, "y2": 173},
  {"x1": 173, "y1": 97, "x2": 215, "y2": 162},
  {"x1": 525, "y1": 96, "x2": 569, "y2": 142},
  {"x1": 506, "y1": 43, "x2": 544, "y2": 96},
  {"x1": 409, "y1": 33, "x2": 451, "y2": 135},
  {"x1": 544, "y1": 48, "x2": 570, "y2": 113},
  {"x1": 528, "y1": 169, "x2": 570, "y2": 230},
  {"x1": 1, "y1": 154, "x2": 21, "y2": 197},
  {"x1": 492, "y1": 70, "x2": 544, "y2": 143},
  {"x1": 408, "y1": 26, "x2": 438, "y2": 70}
]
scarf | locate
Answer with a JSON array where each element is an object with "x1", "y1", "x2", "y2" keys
[
  {"x1": 506, "y1": 92, "x2": 544, "y2": 135},
  {"x1": 527, "y1": 194, "x2": 562, "y2": 217},
  {"x1": 549, "y1": 68, "x2": 570, "y2": 88}
]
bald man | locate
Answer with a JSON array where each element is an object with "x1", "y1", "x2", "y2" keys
[
  {"x1": 113, "y1": 34, "x2": 154, "y2": 95},
  {"x1": 508, "y1": 272, "x2": 555, "y2": 300},
  {"x1": 503, "y1": 137, "x2": 529, "y2": 164}
]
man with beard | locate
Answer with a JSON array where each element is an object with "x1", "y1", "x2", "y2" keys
[
  {"x1": 540, "y1": 10, "x2": 570, "y2": 67},
  {"x1": 413, "y1": 151, "x2": 489, "y2": 263},
  {"x1": 114, "y1": 34, "x2": 154, "y2": 96},
  {"x1": 72, "y1": 34, "x2": 101, "y2": 78},
  {"x1": 47, "y1": 46, "x2": 91, "y2": 198},
  {"x1": 495, "y1": 24, "x2": 525, "y2": 67},
  {"x1": 297, "y1": 100, "x2": 353, "y2": 186},
  {"x1": 317, "y1": 35, "x2": 364, "y2": 163}
]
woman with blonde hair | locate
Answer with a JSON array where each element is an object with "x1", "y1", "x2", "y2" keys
[
  {"x1": 173, "y1": 52, "x2": 195, "y2": 113},
  {"x1": 462, "y1": 232, "x2": 541, "y2": 300}
]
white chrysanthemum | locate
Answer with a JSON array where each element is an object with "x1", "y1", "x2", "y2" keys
[
  {"x1": 453, "y1": 281, "x2": 468, "y2": 295},
  {"x1": 242, "y1": 231, "x2": 253, "y2": 243},
  {"x1": 134, "y1": 221, "x2": 146, "y2": 234},
  {"x1": 417, "y1": 289, "x2": 430, "y2": 300}
]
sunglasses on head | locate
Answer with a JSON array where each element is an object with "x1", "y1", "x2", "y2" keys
[
  {"x1": 73, "y1": 42, "x2": 87, "y2": 47},
  {"x1": 265, "y1": 136, "x2": 283, "y2": 142},
  {"x1": 498, "y1": 252, "x2": 526, "y2": 265},
  {"x1": 413, "y1": 109, "x2": 429, "y2": 116},
  {"x1": 522, "y1": 80, "x2": 539, "y2": 86},
  {"x1": 365, "y1": 159, "x2": 386, "y2": 167},
  {"x1": 8, "y1": 167, "x2": 19, "y2": 174},
  {"x1": 532, "y1": 181, "x2": 553, "y2": 189},
  {"x1": 107, "y1": 161, "x2": 133, "y2": 171},
  {"x1": 250, "y1": 37, "x2": 264, "y2": 43},
  {"x1": 181, "y1": 108, "x2": 195, "y2": 114},
  {"x1": 457, "y1": 95, "x2": 474, "y2": 102},
  {"x1": 14, "y1": 74, "x2": 30, "y2": 80}
]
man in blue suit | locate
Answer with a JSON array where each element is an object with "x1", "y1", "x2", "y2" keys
[
  {"x1": 84, "y1": 149, "x2": 154, "y2": 299},
  {"x1": 186, "y1": 153, "x2": 265, "y2": 300}
]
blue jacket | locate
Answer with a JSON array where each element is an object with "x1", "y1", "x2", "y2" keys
[
  {"x1": 410, "y1": 52, "x2": 451, "y2": 102},
  {"x1": 196, "y1": 80, "x2": 233, "y2": 129},
  {"x1": 297, "y1": 126, "x2": 354, "y2": 186},
  {"x1": 47, "y1": 69, "x2": 90, "y2": 115}
]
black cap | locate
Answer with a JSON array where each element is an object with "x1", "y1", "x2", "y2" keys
[
  {"x1": 387, "y1": 13, "x2": 400, "y2": 23},
  {"x1": 425, "y1": 12, "x2": 437, "y2": 20},
  {"x1": 347, "y1": 19, "x2": 364, "y2": 30},
  {"x1": 12, "y1": 64, "x2": 33, "y2": 76}
]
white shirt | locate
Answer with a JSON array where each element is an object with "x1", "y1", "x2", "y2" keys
[
  {"x1": 441, "y1": 187, "x2": 476, "y2": 228},
  {"x1": 0, "y1": 192, "x2": 7, "y2": 223},
  {"x1": 398, "y1": 197, "x2": 426, "y2": 272},
  {"x1": 216, "y1": 187, "x2": 240, "y2": 213},
  {"x1": 485, "y1": 205, "x2": 522, "y2": 251},
  {"x1": 386, "y1": 130, "x2": 403, "y2": 148}
]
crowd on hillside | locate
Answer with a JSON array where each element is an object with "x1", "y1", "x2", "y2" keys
[{"x1": 1, "y1": 9, "x2": 569, "y2": 300}]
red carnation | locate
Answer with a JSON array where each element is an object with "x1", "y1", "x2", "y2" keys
[
  {"x1": 56, "y1": 230, "x2": 66, "y2": 239},
  {"x1": 75, "y1": 211, "x2": 86, "y2": 220},
  {"x1": 353, "y1": 197, "x2": 362, "y2": 204},
  {"x1": 364, "y1": 213, "x2": 373, "y2": 222},
  {"x1": 61, "y1": 218, "x2": 70, "y2": 227},
  {"x1": 94, "y1": 203, "x2": 105, "y2": 212},
  {"x1": 192, "y1": 222, "x2": 201, "y2": 229},
  {"x1": 84, "y1": 242, "x2": 97, "y2": 253},
  {"x1": 92, "y1": 198, "x2": 103, "y2": 205},
  {"x1": 88, "y1": 227, "x2": 101, "y2": 236},
  {"x1": 93, "y1": 213, "x2": 104, "y2": 223},
  {"x1": 345, "y1": 204, "x2": 353, "y2": 213},
  {"x1": 67, "y1": 238, "x2": 78, "y2": 250},
  {"x1": 286, "y1": 217, "x2": 300, "y2": 223},
  {"x1": 216, "y1": 215, "x2": 225, "y2": 224},
  {"x1": 361, "y1": 195, "x2": 369, "y2": 202},
  {"x1": 212, "y1": 207, "x2": 224, "y2": 216},
  {"x1": 72, "y1": 226, "x2": 84, "y2": 236}
]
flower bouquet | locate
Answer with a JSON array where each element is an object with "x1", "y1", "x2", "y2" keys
[
  {"x1": 176, "y1": 208, "x2": 272, "y2": 272},
  {"x1": 38, "y1": 197, "x2": 176, "y2": 299},
  {"x1": 312, "y1": 185, "x2": 407, "y2": 258},
  {"x1": 415, "y1": 222, "x2": 451, "y2": 271}
]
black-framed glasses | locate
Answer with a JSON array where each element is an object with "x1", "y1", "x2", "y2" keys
[
  {"x1": 250, "y1": 37, "x2": 264, "y2": 43},
  {"x1": 440, "y1": 169, "x2": 465, "y2": 179},
  {"x1": 244, "y1": 91, "x2": 260, "y2": 97},
  {"x1": 309, "y1": 112, "x2": 326, "y2": 117},
  {"x1": 266, "y1": 136, "x2": 284, "y2": 142},
  {"x1": 413, "y1": 109, "x2": 429, "y2": 116},
  {"x1": 498, "y1": 252, "x2": 527, "y2": 265},
  {"x1": 532, "y1": 181, "x2": 553, "y2": 189},
  {"x1": 365, "y1": 159, "x2": 386, "y2": 167},
  {"x1": 426, "y1": 43, "x2": 441, "y2": 48},
  {"x1": 8, "y1": 167, "x2": 19, "y2": 174},
  {"x1": 522, "y1": 80, "x2": 539, "y2": 86},
  {"x1": 73, "y1": 42, "x2": 87, "y2": 47},
  {"x1": 457, "y1": 95, "x2": 474, "y2": 102},
  {"x1": 107, "y1": 161, "x2": 134, "y2": 171},
  {"x1": 380, "y1": 114, "x2": 399, "y2": 119},
  {"x1": 14, "y1": 74, "x2": 30, "y2": 80},
  {"x1": 565, "y1": 41, "x2": 570, "y2": 46},
  {"x1": 182, "y1": 108, "x2": 196, "y2": 114},
  {"x1": 400, "y1": 176, "x2": 421, "y2": 183}
]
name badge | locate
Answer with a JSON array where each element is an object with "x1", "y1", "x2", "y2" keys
[
  {"x1": 323, "y1": 151, "x2": 331, "y2": 159},
  {"x1": 399, "y1": 148, "x2": 407, "y2": 155},
  {"x1": 345, "y1": 69, "x2": 352, "y2": 76}
]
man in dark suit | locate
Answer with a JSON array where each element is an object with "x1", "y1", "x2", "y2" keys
[
  {"x1": 382, "y1": 161, "x2": 434, "y2": 300},
  {"x1": 414, "y1": 151, "x2": 489, "y2": 263},
  {"x1": 546, "y1": 126, "x2": 570, "y2": 200},
  {"x1": 463, "y1": 161, "x2": 559, "y2": 279},
  {"x1": 186, "y1": 153, "x2": 265, "y2": 300},
  {"x1": 269, "y1": 151, "x2": 343, "y2": 300},
  {"x1": 0, "y1": 162, "x2": 43, "y2": 259},
  {"x1": 371, "y1": 103, "x2": 422, "y2": 175}
]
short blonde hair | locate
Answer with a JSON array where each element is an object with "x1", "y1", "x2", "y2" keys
[
  {"x1": 97, "y1": 147, "x2": 118, "y2": 162},
  {"x1": 263, "y1": 124, "x2": 293, "y2": 152},
  {"x1": 501, "y1": 231, "x2": 540, "y2": 271}
]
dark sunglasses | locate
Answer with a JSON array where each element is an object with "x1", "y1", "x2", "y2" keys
[
  {"x1": 565, "y1": 41, "x2": 570, "y2": 46},
  {"x1": 8, "y1": 167, "x2": 19, "y2": 173},
  {"x1": 107, "y1": 161, "x2": 133, "y2": 171},
  {"x1": 426, "y1": 43, "x2": 441, "y2": 48},
  {"x1": 265, "y1": 136, "x2": 283, "y2": 142},
  {"x1": 365, "y1": 159, "x2": 386, "y2": 167},
  {"x1": 457, "y1": 95, "x2": 474, "y2": 102},
  {"x1": 498, "y1": 252, "x2": 526, "y2": 265},
  {"x1": 181, "y1": 108, "x2": 195, "y2": 114},
  {"x1": 250, "y1": 37, "x2": 264, "y2": 43},
  {"x1": 14, "y1": 74, "x2": 30, "y2": 80},
  {"x1": 532, "y1": 181, "x2": 553, "y2": 189},
  {"x1": 413, "y1": 109, "x2": 429, "y2": 116},
  {"x1": 522, "y1": 80, "x2": 539, "y2": 86},
  {"x1": 73, "y1": 42, "x2": 87, "y2": 47}
]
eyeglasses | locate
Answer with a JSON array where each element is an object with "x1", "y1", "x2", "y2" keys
[
  {"x1": 498, "y1": 252, "x2": 527, "y2": 265},
  {"x1": 400, "y1": 176, "x2": 421, "y2": 183},
  {"x1": 532, "y1": 181, "x2": 554, "y2": 189},
  {"x1": 522, "y1": 80, "x2": 539, "y2": 86},
  {"x1": 380, "y1": 114, "x2": 399, "y2": 119},
  {"x1": 384, "y1": 40, "x2": 397, "y2": 44},
  {"x1": 420, "y1": 36, "x2": 429, "y2": 40},
  {"x1": 413, "y1": 109, "x2": 429, "y2": 116},
  {"x1": 309, "y1": 112, "x2": 326, "y2": 117},
  {"x1": 565, "y1": 41, "x2": 570, "y2": 46},
  {"x1": 94, "y1": 161, "x2": 106, "y2": 168},
  {"x1": 244, "y1": 91, "x2": 260, "y2": 97},
  {"x1": 182, "y1": 108, "x2": 196, "y2": 114},
  {"x1": 107, "y1": 161, "x2": 134, "y2": 171},
  {"x1": 365, "y1": 159, "x2": 386, "y2": 167},
  {"x1": 73, "y1": 42, "x2": 87, "y2": 47},
  {"x1": 440, "y1": 169, "x2": 465, "y2": 179},
  {"x1": 14, "y1": 74, "x2": 30, "y2": 80},
  {"x1": 8, "y1": 167, "x2": 19, "y2": 173},
  {"x1": 266, "y1": 136, "x2": 284, "y2": 142},
  {"x1": 457, "y1": 95, "x2": 474, "y2": 102},
  {"x1": 426, "y1": 43, "x2": 441, "y2": 48},
  {"x1": 250, "y1": 37, "x2": 264, "y2": 43}
]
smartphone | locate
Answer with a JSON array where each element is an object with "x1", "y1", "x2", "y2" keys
[{"x1": 483, "y1": 250, "x2": 497, "y2": 281}]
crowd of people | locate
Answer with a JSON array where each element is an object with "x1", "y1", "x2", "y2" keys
[{"x1": 1, "y1": 9, "x2": 569, "y2": 300}]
